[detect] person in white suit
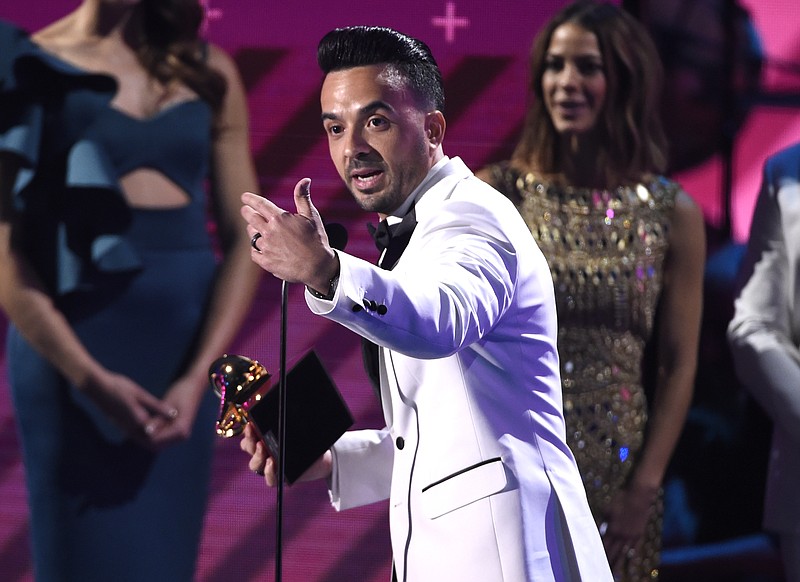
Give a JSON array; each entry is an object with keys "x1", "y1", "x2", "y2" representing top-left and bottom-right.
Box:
[
  {"x1": 728, "y1": 141, "x2": 800, "y2": 581},
  {"x1": 240, "y1": 26, "x2": 612, "y2": 581}
]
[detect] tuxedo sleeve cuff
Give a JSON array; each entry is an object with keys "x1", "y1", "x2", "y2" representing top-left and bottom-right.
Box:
[{"x1": 329, "y1": 428, "x2": 394, "y2": 511}]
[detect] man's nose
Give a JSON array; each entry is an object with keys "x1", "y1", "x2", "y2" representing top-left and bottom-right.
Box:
[{"x1": 344, "y1": 129, "x2": 370, "y2": 159}]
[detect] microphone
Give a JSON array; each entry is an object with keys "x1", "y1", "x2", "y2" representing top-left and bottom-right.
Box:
[{"x1": 324, "y1": 221, "x2": 348, "y2": 252}]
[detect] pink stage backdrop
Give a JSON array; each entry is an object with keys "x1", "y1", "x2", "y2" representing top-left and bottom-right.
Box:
[{"x1": 0, "y1": 1, "x2": 799, "y2": 581}]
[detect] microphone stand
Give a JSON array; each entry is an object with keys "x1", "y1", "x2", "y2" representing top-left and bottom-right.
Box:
[
  {"x1": 275, "y1": 279, "x2": 289, "y2": 582},
  {"x1": 273, "y1": 223, "x2": 346, "y2": 582}
]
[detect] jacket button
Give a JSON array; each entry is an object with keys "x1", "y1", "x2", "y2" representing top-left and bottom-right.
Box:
[
  {"x1": 352, "y1": 303, "x2": 363, "y2": 312},
  {"x1": 377, "y1": 304, "x2": 387, "y2": 315},
  {"x1": 369, "y1": 300, "x2": 378, "y2": 311},
  {"x1": 395, "y1": 436, "x2": 405, "y2": 450}
]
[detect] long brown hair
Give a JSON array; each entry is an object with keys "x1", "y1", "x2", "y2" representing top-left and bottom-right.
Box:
[
  {"x1": 136, "y1": 0, "x2": 226, "y2": 112},
  {"x1": 513, "y1": 0, "x2": 667, "y2": 186}
]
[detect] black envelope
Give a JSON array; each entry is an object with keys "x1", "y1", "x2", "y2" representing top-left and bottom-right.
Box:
[{"x1": 248, "y1": 350, "x2": 354, "y2": 484}]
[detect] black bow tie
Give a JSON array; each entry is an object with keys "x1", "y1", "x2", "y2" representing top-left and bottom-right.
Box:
[
  {"x1": 366, "y1": 208, "x2": 417, "y2": 269},
  {"x1": 367, "y1": 208, "x2": 417, "y2": 251}
]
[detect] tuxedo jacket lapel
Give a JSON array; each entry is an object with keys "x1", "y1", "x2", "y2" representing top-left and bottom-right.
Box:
[{"x1": 363, "y1": 208, "x2": 419, "y2": 399}]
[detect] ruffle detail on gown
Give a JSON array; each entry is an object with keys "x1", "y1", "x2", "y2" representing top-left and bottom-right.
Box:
[
  {"x1": 0, "y1": 21, "x2": 39, "y2": 168},
  {"x1": 57, "y1": 139, "x2": 143, "y2": 295},
  {"x1": 0, "y1": 21, "x2": 141, "y2": 296}
]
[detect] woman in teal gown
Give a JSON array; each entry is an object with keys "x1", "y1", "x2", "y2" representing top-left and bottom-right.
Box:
[{"x1": 0, "y1": 1, "x2": 261, "y2": 580}]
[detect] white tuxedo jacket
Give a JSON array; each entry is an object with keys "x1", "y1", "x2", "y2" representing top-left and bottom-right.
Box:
[
  {"x1": 308, "y1": 157, "x2": 612, "y2": 581},
  {"x1": 729, "y1": 142, "x2": 800, "y2": 534}
]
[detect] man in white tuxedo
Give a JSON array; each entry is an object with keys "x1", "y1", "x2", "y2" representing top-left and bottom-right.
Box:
[
  {"x1": 728, "y1": 141, "x2": 800, "y2": 581},
  {"x1": 240, "y1": 26, "x2": 612, "y2": 581}
]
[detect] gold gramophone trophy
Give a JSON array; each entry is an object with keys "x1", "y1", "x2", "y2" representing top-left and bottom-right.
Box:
[
  {"x1": 208, "y1": 354, "x2": 271, "y2": 438},
  {"x1": 207, "y1": 350, "x2": 353, "y2": 484}
]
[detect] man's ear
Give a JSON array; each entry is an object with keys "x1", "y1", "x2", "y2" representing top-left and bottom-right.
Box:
[{"x1": 425, "y1": 110, "x2": 446, "y2": 148}]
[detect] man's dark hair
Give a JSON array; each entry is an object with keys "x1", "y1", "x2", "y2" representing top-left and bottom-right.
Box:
[{"x1": 317, "y1": 26, "x2": 445, "y2": 112}]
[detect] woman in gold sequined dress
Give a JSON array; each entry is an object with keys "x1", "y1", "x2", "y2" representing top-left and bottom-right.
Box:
[{"x1": 478, "y1": 2, "x2": 705, "y2": 580}]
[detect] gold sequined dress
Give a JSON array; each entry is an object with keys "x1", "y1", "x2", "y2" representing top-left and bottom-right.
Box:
[{"x1": 486, "y1": 163, "x2": 678, "y2": 582}]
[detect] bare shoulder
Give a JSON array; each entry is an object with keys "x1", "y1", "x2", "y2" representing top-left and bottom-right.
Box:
[
  {"x1": 30, "y1": 13, "x2": 78, "y2": 51},
  {"x1": 672, "y1": 187, "x2": 704, "y2": 228},
  {"x1": 668, "y1": 185, "x2": 706, "y2": 263},
  {"x1": 206, "y1": 43, "x2": 240, "y2": 80},
  {"x1": 30, "y1": 16, "x2": 122, "y2": 72}
]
